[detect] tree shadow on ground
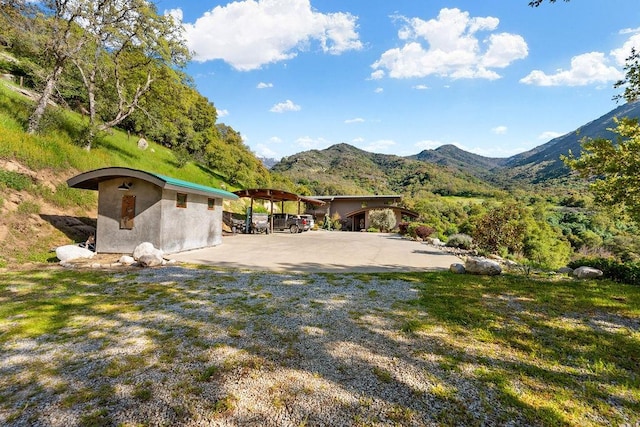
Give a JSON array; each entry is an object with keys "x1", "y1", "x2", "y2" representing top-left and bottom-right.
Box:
[{"x1": 0, "y1": 268, "x2": 638, "y2": 426}]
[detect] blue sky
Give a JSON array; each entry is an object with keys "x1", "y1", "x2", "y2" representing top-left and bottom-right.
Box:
[{"x1": 158, "y1": 0, "x2": 640, "y2": 159}]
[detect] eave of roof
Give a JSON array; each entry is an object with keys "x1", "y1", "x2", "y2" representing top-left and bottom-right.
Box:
[
  {"x1": 311, "y1": 195, "x2": 402, "y2": 201},
  {"x1": 67, "y1": 167, "x2": 238, "y2": 200},
  {"x1": 234, "y1": 188, "x2": 325, "y2": 206},
  {"x1": 344, "y1": 207, "x2": 419, "y2": 218}
]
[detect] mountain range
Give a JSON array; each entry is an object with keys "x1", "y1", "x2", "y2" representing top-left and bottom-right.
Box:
[{"x1": 271, "y1": 100, "x2": 640, "y2": 194}]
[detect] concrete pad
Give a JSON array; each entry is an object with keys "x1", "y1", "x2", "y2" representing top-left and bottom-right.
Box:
[{"x1": 169, "y1": 230, "x2": 463, "y2": 273}]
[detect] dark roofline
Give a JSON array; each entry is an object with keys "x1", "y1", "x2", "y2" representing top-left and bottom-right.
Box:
[
  {"x1": 234, "y1": 188, "x2": 325, "y2": 206},
  {"x1": 67, "y1": 167, "x2": 238, "y2": 200},
  {"x1": 311, "y1": 195, "x2": 402, "y2": 201}
]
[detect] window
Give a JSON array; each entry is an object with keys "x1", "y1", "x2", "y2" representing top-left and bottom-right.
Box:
[
  {"x1": 176, "y1": 193, "x2": 187, "y2": 208},
  {"x1": 208, "y1": 198, "x2": 216, "y2": 210},
  {"x1": 120, "y1": 195, "x2": 135, "y2": 229}
]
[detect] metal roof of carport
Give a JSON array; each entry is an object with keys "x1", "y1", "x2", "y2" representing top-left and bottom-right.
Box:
[
  {"x1": 67, "y1": 167, "x2": 239, "y2": 200},
  {"x1": 233, "y1": 188, "x2": 325, "y2": 206}
]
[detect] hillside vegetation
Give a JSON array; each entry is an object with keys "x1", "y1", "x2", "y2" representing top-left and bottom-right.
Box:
[
  {"x1": 0, "y1": 82, "x2": 252, "y2": 266},
  {"x1": 273, "y1": 143, "x2": 504, "y2": 197}
]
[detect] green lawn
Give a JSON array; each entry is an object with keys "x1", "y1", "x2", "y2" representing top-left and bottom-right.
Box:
[{"x1": 0, "y1": 267, "x2": 638, "y2": 426}]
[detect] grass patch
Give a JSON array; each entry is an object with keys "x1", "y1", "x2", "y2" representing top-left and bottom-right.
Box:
[{"x1": 0, "y1": 268, "x2": 638, "y2": 426}]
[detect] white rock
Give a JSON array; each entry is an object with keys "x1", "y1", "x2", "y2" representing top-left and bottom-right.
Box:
[
  {"x1": 56, "y1": 245, "x2": 95, "y2": 262},
  {"x1": 573, "y1": 266, "x2": 603, "y2": 279},
  {"x1": 119, "y1": 255, "x2": 136, "y2": 265},
  {"x1": 138, "y1": 254, "x2": 163, "y2": 267},
  {"x1": 133, "y1": 242, "x2": 163, "y2": 260},
  {"x1": 465, "y1": 257, "x2": 502, "y2": 276}
]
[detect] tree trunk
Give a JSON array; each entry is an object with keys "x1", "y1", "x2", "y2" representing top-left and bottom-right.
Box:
[{"x1": 27, "y1": 64, "x2": 64, "y2": 134}]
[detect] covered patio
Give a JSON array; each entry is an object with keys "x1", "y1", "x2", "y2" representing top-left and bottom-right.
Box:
[{"x1": 233, "y1": 189, "x2": 325, "y2": 233}]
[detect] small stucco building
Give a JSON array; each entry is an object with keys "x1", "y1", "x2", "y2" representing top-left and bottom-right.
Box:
[
  {"x1": 67, "y1": 167, "x2": 238, "y2": 254},
  {"x1": 306, "y1": 195, "x2": 418, "y2": 231}
]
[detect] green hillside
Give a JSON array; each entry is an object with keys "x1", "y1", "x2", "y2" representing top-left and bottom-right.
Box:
[
  {"x1": 0, "y1": 82, "x2": 252, "y2": 266},
  {"x1": 273, "y1": 143, "x2": 504, "y2": 197}
]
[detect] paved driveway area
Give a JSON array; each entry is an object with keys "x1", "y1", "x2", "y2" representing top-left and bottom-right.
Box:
[{"x1": 170, "y1": 230, "x2": 463, "y2": 273}]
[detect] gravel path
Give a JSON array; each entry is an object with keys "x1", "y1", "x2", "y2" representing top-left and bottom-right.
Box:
[{"x1": 1, "y1": 267, "x2": 518, "y2": 426}]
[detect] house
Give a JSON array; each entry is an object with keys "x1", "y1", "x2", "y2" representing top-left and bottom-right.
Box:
[
  {"x1": 67, "y1": 167, "x2": 238, "y2": 254},
  {"x1": 306, "y1": 195, "x2": 418, "y2": 231}
]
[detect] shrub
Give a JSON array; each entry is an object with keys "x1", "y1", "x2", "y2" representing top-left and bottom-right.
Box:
[
  {"x1": 446, "y1": 233, "x2": 473, "y2": 250},
  {"x1": 568, "y1": 257, "x2": 640, "y2": 285},
  {"x1": 368, "y1": 208, "x2": 396, "y2": 232},
  {"x1": 397, "y1": 221, "x2": 410, "y2": 235},
  {"x1": 407, "y1": 222, "x2": 435, "y2": 239},
  {"x1": 414, "y1": 225, "x2": 434, "y2": 239}
]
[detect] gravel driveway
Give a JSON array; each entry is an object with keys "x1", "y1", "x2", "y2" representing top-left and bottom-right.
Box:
[
  {"x1": 169, "y1": 231, "x2": 463, "y2": 273},
  {"x1": 0, "y1": 266, "x2": 518, "y2": 426}
]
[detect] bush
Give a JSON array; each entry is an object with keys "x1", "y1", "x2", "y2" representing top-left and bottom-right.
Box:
[
  {"x1": 368, "y1": 208, "x2": 396, "y2": 232},
  {"x1": 446, "y1": 233, "x2": 473, "y2": 250},
  {"x1": 415, "y1": 225, "x2": 434, "y2": 239},
  {"x1": 407, "y1": 223, "x2": 435, "y2": 239},
  {"x1": 398, "y1": 222, "x2": 410, "y2": 235},
  {"x1": 568, "y1": 257, "x2": 640, "y2": 285}
]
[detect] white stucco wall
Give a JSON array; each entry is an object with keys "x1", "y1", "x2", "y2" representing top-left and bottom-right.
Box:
[
  {"x1": 96, "y1": 179, "x2": 163, "y2": 253},
  {"x1": 159, "y1": 190, "x2": 223, "y2": 254}
]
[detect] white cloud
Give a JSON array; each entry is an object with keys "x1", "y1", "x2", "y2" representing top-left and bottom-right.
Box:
[
  {"x1": 492, "y1": 126, "x2": 508, "y2": 135},
  {"x1": 371, "y1": 8, "x2": 527, "y2": 80},
  {"x1": 344, "y1": 117, "x2": 365, "y2": 124},
  {"x1": 415, "y1": 140, "x2": 445, "y2": 150},
  {"x1": 538, "y1": 131, "x2": 564, "y2": 140},
  {"x1": 257, "y1": 82, "x2": 274, "y2": 89},
  {"x1": 370, "y1": 70, "x2": 385, "y2": 80},
  {"x1": 611, "y1": 32, "x2": 640, "y2": 65},
  {"x1": 295, "y1": 136, "x2": 331, "y2": 149},
  {"x1": 520, "y1": 52, "x2": 623, "y2": 86},
  {"x1": 269, "y1": 136, "x2": 283, "y2": 144},
  {"x1": 255, "y1": 143, "x2": 279, "y2": 158},
  {"x1": 361, "y1": 139, "x2": 396, "y2": 153},
  {"x1": 217, "y1": 109, "x2": 229, "y2": 118},
  {"x1": 177, "y1": 0, "x2": 362, "y2": 71},
  {"x1": 374, "y1": 87, "x2": 384, "y2": 93},
  {"x1": 270, "y1": 100, "x2": 301, "y2": 113},
  {"x1": 413, "y1": 84, "x2": 429, "y2": 90},
  {"x1": 165, "y1": 8, "x2": 183, "y2": 22}
]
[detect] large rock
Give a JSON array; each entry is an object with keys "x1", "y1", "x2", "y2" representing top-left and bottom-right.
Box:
[
  {"x1": 573, "y1": 266, "x2": 604, "y2": 279},
  {"x1": 133, "y1": 242, "x2": 163, "y2": 261},
  {"x1": 465, "y1": 257, "x2": 502, "y2": 276},
  {"x1": 55, "y1": 245, "x2": 95, "y2": 263},
  {"x1": 449, "y1": 263, "x2": 466, "y2": 274},
  {"x1": 119, "y1": 255, "x2": 136, "y2": 266},
  {"x1": 138, "y1": 254, "x2": 163, "y2": 267}
]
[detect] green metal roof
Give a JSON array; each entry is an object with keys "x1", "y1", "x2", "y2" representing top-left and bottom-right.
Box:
[
  {"x1": 67, "y1": 167, "x2": 238, "y2": 200},
  {"x1": 152, "y1": 172, "x2": 238, "y2": 200}
]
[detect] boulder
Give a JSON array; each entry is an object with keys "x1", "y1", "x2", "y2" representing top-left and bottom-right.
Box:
[
  {"x1": 138, "y1": 254, "x2": 163, "y2": 267},
  {"x1": 573, "y1": 266, "x2": 604, "y2": 279},
  {"x1": 449, "y1": 263, "x2": 466, "y2": 274},
  {"x1": 133, "y1": 242, "x2": 163, "y2": 260},
  {"x1": 55, "y1": 245, "x2": 95, "y2": 263},
  {"x1": 465, "y1": 257, "x2": 502, "y2": 276},
  {"x1": 119, "y1": 255, "x2": 136, "y2": 265},
  {"x1": 137, "y1": 137, "x2": 148, "y2": 150}
]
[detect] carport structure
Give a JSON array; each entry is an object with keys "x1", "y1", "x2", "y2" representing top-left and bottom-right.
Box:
[{"x1": 233, "y1": 189, "x2": 325, "y2": 232}]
